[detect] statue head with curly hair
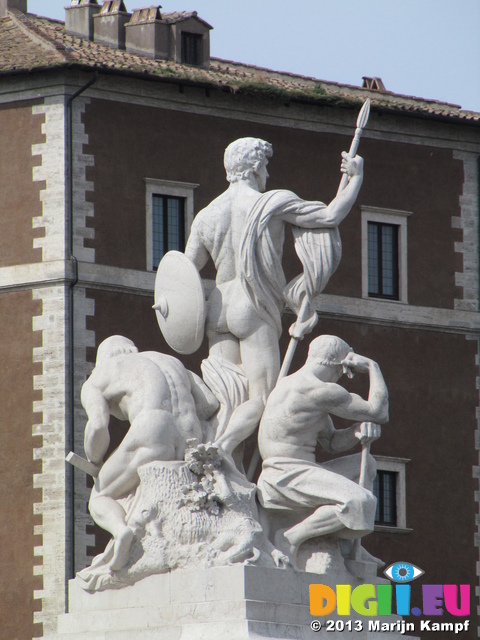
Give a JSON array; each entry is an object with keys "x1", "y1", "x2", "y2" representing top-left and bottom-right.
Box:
[{"x1": 223, "y1": 137, "x2": 273, "y2": 189}]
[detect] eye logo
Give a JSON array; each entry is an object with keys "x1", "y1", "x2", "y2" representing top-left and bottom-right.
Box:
[{"x1": 384, "y1": 561, "x2": 424, "y2": 583}]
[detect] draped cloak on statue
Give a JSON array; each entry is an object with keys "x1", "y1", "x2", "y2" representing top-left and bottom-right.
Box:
[{"x1": 239, "y1": 189, "x2": 343, "y2": 337}]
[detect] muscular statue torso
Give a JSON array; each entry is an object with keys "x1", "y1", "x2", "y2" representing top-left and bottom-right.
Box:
[
  {"x1": 258, "y1": 374, "x2": 333, "y2": 462},
  {"x1": 86, "y1": 352, "x2": 203, "y2": 443}
]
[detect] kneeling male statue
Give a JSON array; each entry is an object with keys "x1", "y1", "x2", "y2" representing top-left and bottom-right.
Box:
[{"x1": 257, "y1": 334, "x2": 389, "y2": 568}]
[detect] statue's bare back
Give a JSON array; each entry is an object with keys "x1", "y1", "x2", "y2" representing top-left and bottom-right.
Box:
[{"x1": 190, "y1": 184, "x2": 284, "y2": 341}]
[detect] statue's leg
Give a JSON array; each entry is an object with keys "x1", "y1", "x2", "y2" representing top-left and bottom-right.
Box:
[
  {"x1": 98, "y1": 410, "x2": 180, "y2": 499},
  {"x1": 89, "y1": 447, "x2": 139, "y2": 571},
  {"x1": 208, "y1": 331, "x2": 242, "y2": 365},
  {"x1": 215, "y1": 320, "x2": 280, "y2": 456},
  {"x1": 238, "y1": 321, "x2": 280, "y2": 399},
  {"x1": 89, "y1": 410, "x2": 179, "y2": 570},
  {"x1": 324, "y1": 454, "x2": 382, "y2": 565},
  {"x1": 88, "y1": 492, "x2": 134, "y2": 571},
  {"x1": 274, "y1": 506, "x2": 344, "y2": 569},
  {"x1": 271, "y1": 467, "x2": 376, "y2": 567},
  {"x1": 322, "y1": 452, "x2": 377, "y2": 492}
]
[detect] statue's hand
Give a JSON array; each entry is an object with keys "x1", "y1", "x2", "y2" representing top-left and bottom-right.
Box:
[
  {"x1": 341, "y1": 352, "x2": 373, "y2": 374},
  {"x1": 341, "y1": 151, "x2": 364, "y2": 178},
  {"x1": 288, "y1": 308, "x2": 318, "y2": 340},
  {"x1": 271, "y1": 548, "x2": 290, "y2": 569},
  {"x1": 354, "y1": 421, "x2": 381, "y2": 445}
]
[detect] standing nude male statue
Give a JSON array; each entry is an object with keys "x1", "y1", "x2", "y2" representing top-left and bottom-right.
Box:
[
  {"x1": 257, "y1": 334, "x2": 388, "y2": 568},
  {"x1": 82, "y1": 335, "x2": 218, "y2": 571},
  {"x1": 185, "y1": 138, "x2": 364, "y2": 456}
]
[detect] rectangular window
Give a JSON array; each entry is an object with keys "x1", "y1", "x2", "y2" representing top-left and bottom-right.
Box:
[
  {"x1": 361, "y1": 206, "x2": 411, "y2": 303},
  {"x1": 372, "y1": 456, "x2": 410, "y2": 532},
  {"x1": 368, "y1": 222, "x2": 399, "y2": 299},
  {"x1": 152, "y1": 195, "x2": 185, "y2": 269},
  {"x1": 181, "y1": 32, "x2": 202, "y2": 65},
  {"x1": 373, "y1": 470, "x2": 397, "y2": 526},
  {"x1": 145, "y1": 178, "x2": 198, "y2": 272}
]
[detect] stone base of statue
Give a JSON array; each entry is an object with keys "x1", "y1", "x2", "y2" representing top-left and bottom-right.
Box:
[
  {"x1": 59, "y1": 455, "x2": 418, "y2": 639},
  {"x1": 57, "y1": 564, "x2": 418, "y2": 640},
  {"x1": 74, "y1": 453, "x2": 286, "y2": 593}
]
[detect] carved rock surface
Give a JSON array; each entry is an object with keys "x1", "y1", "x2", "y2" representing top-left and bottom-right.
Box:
[{"x1": 77, "y1": 457, "x2": 277, "y2": 592}]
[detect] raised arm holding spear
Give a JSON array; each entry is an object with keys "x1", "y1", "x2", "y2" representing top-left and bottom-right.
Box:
[{"x1": 280, "y1": 98, "x2": 371, "y2": 378}]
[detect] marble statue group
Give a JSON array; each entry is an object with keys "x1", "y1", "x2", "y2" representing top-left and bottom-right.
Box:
[{"x1": 72, "y1": 101, "x2": 391, "y2": 591}]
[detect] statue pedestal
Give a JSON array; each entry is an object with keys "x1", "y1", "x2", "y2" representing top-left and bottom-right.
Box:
[{"x1": 57, "y1": 565, "x2": 418, "y2": 639}]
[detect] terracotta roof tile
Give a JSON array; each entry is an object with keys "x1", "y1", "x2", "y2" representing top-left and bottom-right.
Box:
[{"x1": 0, "y1": 10, "x2": 478, "y2": 124}]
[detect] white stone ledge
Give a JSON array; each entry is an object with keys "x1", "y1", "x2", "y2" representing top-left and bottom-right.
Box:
[
  {"x1": 2, "y1": 261, "x2": 478, "y2": 333},
  {"x1": 78, "y1": 262, "x2": 156, "y2": 295},
  {"x1": 314, "y1": 293, "x2": 480, "y2": 334},
  {"x1": 78, "y1": 266, "x2": 480, "y2": 333},
  {"x1": 0, "y1": 261, "x2": 75, "y2": 290},
  {"x1": 454, "y1": 300, "x2": 478, "y2": 312}
]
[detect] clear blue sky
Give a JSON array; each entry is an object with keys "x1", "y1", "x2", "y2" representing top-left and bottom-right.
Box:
[{"x1": 30, "y1": 0, "x2": 480, "y2": 112}]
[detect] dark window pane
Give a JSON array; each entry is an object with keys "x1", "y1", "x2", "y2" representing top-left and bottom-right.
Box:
[
  {"x1": 152, "y1": 195, "x2": 165, "y2": 269},
  {"x1": 381, "y1": 225, "x2": 396, "y2": 296},
  {"x1": 181, "y1": 32, "x2": 202, "y2": 65},
  {"x1": 381, "y1": 471, "x2": 396, "y2": 524},
  {"x1": 373, "y1": 474, "x2": 380, "y2": 522},
  {"x1": 152, "y1": 195, "x2": 185, "y2": 269},
  {"x1": 167, "y1": 198, "x2": 181, "y2": 251},
  {"x1": 373, "y1": 470, "x2": 397, "y2": 526},
  {"x1": 368, "y1": 223, "x2": 379, "y2": 295},
  {"x1": 367, "y1": 222, "x2": 399, "y2": 300}
]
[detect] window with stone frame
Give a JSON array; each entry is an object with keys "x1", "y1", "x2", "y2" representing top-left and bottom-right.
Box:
[
  {"x1": 361, "y1": 206, "x2": 412, "y2": 304},
  {"x1": 373, "y1": 456, "x2": 411, "y2": 533},
  {"x1": 367, "y1": 222, "x2": 399, "y2": 299},
  {"x1": 152, "y1": 195, "x2": 185, "y2": 268},
  {"x1": 373, "y1": 470, "x2": 397, "y2": 525},
  {"x1": 145, "y1": 179, "x2": 198, "y2": 271}
]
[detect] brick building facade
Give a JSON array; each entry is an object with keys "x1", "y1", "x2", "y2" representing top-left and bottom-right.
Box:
[{"x1": 0, "y1": 1, "x2": 479, "y2": 638}]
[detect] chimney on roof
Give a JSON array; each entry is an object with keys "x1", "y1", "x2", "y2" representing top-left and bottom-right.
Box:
[
  {"x1": 362, "y1": 77, "x2": 386, "y2": 91},
  {"x1": 94, "y1": 1, "x2": 131, "y2": 50},
  {"x1": 65, "y1": 0, "x2": 101, "y2": 41},
  {"x1": 124, "y1": 6, "x2": 170, "y2": 60},
  {"x1": 0, "y1": 0, "x2": 27, "y2": 17}
]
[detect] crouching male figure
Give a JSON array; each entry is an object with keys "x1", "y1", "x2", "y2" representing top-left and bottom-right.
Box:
[
  {"x1": 82, "y1": 336, "x2": 219, "y2": 571},
  {"x1": 257, "y1": 335, "x2": 388, "y2": 568}
]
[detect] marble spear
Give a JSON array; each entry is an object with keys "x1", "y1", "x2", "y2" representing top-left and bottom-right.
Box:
[
  {"x1": 278, "y1": 98, "x2": 371, "y2": 380},
  {"x1": 336, "y1": 98, "x2": 371, "y2": 195}
]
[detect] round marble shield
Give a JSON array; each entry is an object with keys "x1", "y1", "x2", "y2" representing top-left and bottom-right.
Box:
[{"x1": 153, "y1": 251, "x2": 206, "y2": 354}]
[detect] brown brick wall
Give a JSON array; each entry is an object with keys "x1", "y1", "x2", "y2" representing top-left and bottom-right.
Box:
[
  {"x1": 0, "y1": 100, "x2": 45, "y2": 268},
  {"x1": 79, "y1": 95, "x2": 474, "y2": 637},
  {"x1": 0, "y1": 290, "x2": 43, "y2": 639}
]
